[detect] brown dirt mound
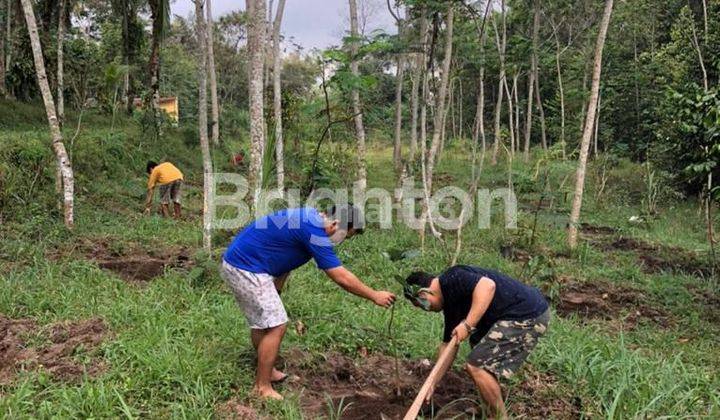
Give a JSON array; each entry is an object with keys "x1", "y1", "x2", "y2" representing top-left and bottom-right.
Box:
[
  {"x1": 556, "y1": 281, "x2": 672, "y2": 329},
  {"x1": 215, "y1": 351, "x2": 580, "y2": 419},
  {"x1": 686, "y1": 285, "x2": 720, "y2": 324},
  {"x1": 591, "y1": 236, "x2": 714, "y2": 278},
  {"x1": 579, "y1": 223, "x2": 618, "y2": 236},
  {"x1": 0, "y1": 314, "x2": 108, "y2": 384},
  {"x1": 48, "y1": 237, "x2": 193, "y2": 282},
  {"x1": 282, "y1": 350, "x2": 576, "y2": 419}
]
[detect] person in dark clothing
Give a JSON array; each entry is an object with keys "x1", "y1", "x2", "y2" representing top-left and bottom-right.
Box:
[{"x1": 403, "y1": 265, "x2": 550, "y2": 418}]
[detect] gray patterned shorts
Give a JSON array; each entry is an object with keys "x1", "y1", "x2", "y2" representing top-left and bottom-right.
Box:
[
  {"x1": 467, "y1": 309, "x2": 550, "y2": 380},
  {"x1": 220, "y1": 260, "x2": 288, "y2": 330},
  {"x1": 158, "y1": 180, "x2": 182, "y2": 204}
]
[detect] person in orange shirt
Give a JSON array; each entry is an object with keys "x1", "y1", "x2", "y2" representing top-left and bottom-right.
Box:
[{"x1": 144, "y1": 161, "x2": 184, "y2": 218}]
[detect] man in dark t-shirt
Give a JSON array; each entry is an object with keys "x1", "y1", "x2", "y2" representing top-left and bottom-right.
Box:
[{"x1": 403, "y1": 265, "x2": 550, "y2": 418}]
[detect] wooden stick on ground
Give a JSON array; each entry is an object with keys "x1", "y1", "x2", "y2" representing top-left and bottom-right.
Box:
[{"x1": 403, "y1": 336, "x2": 460, "y2": 420}]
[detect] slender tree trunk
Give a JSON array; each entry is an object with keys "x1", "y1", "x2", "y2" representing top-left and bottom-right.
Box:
[
  {"x1": 555, "y1": 32, "x2": 566, "y2": 159},
  {"x1": 0, "y1": 0, "x2": 6, "y2": 98},
  {"x1": 195, "y1": 0, "x2": 213, "y2": 250},
  {"x1": 491, "y1": 2, "x2": 507, "y2": 165},
  {"x1": 271, "y1": 0, "x2": 285, "y2": 190},
  {"x1": 426, "y1": 5, "x2": 454, "y2": 189},
  {"x1": 56, "y1": 0, "x2": 66, "y2": 125},
  {"x1": 458, "y1": 78, "x2": 463, "y2": 140},
  {"x1": 568, "y1": 0, "x2": 613, "y2": 249},
  {"x1": 449, "y1": 78, "x2": 456, "y2": 140},
  {"x1": 247, "y1": 0, "x2": 267, "y2": 206},
  {"x1": 409, "y1": 53, "x2": 419, "y2": 163},
  {"x1": 534, "y1": 72, "x2": 547, "y2": 149},
  {"x1": 504, "y1": 73, "x2": 515, "y2": 156},
  {"x1": 393, "y1": 54, "x2": 404, "y2": 171},
  {"x1": 349, "y1": 0, "x2": 367, "y2": 191},
  {"x1": 472, "y1": 66, "x2": 486, "y2": 180},
  {"x1": 206, "y1": 0, "x2": 220, "y2": 144},
  {"x1": 121, "y1": 6, "x2": 130, "y2": 110},
  {"x1": 148, "y1": 1, "x2": 162, "y2": 122},
  {"x1": 523, "y1": 0, "x2": 540, "y2": 162},
  {"x1": 593, "y1": 90, "x2": 601, "y2": 157},
  {"x1": 689, "y1": 14, "x2": 708, "y2": 92},
  {"x1": 21, "y1": 0, "x2": 74, "y2": 227}
]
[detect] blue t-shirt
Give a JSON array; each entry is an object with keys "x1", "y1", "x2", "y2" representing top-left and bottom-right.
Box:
[
  {"x1": 223, "y1": 207, "x2": 342, "y2": 277},
  {"x1": 439, "y1": 265, "x2": 549, "y2": 343}
]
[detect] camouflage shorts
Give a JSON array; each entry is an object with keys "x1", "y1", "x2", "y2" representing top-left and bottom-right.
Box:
[
  {"x1": 467, "y1": 309, "x2": 550, "y2": 380},
  {"x1": 158, "y1": 180, "x2": 182, "y2": 204}
]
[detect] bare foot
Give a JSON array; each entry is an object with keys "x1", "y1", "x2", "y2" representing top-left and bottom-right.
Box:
[
  {"x1": 253, "y1": 385, "x2": 283, "y2": 401},
  {"x1": 271, "y1": 368, "x2": 287, "y2": 383}
]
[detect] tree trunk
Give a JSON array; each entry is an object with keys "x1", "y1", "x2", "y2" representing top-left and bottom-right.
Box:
[
  {"x1": 425, "y1": 5, "x2": 454, "y2": 189},
  {"x1": 0, "y1": 0, "x2": 6, "y2": 97},
  {"x1": 504, "y1": 73, "x2": 515, "y2": 156},
  {"x1": 21, "y1": 0, "x2": 74, "y2": 227},
  {"x1": 409, "y1": 53, "x2": 419, "y2": 164},
  {"x1": 523, "y1": 0, "x2": 540, "y2": 162},
  {"x1": 472, "y1": 65, "x2": 485, "y2": 180},
  {"x1": 56, "y1": 0, "x2": 66, "y2": 125},
  {"x1": 121, "y1": 4, "x2": 130, "y2": 110},
  {"x1": 148, "y1": 0, "x2": 163, "y2": 133},
  {"x1": 555, "y1": 32, "x2": 566, "y2": 159},
  {"x1": 206, "y1": 0, "x2": 220, "y2": 144},
  {"x1": 593, "y1": 90, "x2": 601, "y2": 157},
  {"x1": 568, "y1": 0, "x2": 613, "y2": 249},
  {"x1": 195, "y1": 0, "x2": 213, "y2": 250},
  {"x1": 534, "y1": 72, "x2": 547, "y2": 149},
  {"x1": 271, "y1": 0, "x2": 285, "y2": 191},
  {"x1": 393, "y1": 55, "x2": 404, "y2": 171},
  {"x1": 349, "y1": 0, "x2": 367, "y2": 191},
  {"x1": 246, "y1": 0, "x2": 267, "y2": 206},
  {"x1": 491, "y1": 1, "x2": 507, "y2": 166}
]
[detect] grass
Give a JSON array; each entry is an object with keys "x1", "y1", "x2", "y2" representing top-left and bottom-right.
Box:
[{"x1": 1, "y1": 110, "x2": 719, "y2": 418}]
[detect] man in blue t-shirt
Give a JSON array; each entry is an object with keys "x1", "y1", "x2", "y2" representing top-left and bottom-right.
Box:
[
  {"x1": 402, "y1": 265, "x2": 550, "y2": 418},
  {"x1": 220, "y1": 205, "x2": 396, "y2": 400}
]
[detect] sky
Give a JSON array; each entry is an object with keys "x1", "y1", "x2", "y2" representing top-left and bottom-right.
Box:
[{"x1": 172, "y1": 0, "x2": 399, "y2": 52}]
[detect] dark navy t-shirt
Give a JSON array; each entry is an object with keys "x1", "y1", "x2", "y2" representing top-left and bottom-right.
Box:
[
  {"x1": 223, "y1": 207, "x2": 342, "y2": 276},
  {"x1": 439, "y1": 265, "x2": 548, "y2": 343}
]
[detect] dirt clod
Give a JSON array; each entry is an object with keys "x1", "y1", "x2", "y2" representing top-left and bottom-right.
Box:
[
  {"x1": 0, "y1": 314, "x2": 108, "y2": 384},
  {"x1": 555, "y1": 281, "x2": 672, "y2": 329}
]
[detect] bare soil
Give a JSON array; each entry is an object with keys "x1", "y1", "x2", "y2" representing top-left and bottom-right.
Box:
[
  {"x1": 47, "y1": 237, "x2": 194, "y2": 282},
  {"x1": 686, "y1": 285, "x2": 720, "y2": 324},
  {"x1": 0, "y1": 314, "x2": 108, "y2": 384},
  {"x1": 584, "y1": 230, "x2": 714, "y2": 278},
  {"x1": 217, "y1": 349, "x2": 580, "y2": 419},
  {"x1": 555, "y1": 281, "x2": 673, "y2": 329}
]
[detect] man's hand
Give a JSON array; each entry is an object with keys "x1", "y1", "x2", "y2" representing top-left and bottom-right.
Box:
[
  {"x1": 143, "y1": 207, "x2": 151, "y2": 215},
  {"x1": 372, "y1": 291, "x2": 396, "y2": 308},
  {"x1": 452, "y1": 322, "x2": 471, "y2": 342}
]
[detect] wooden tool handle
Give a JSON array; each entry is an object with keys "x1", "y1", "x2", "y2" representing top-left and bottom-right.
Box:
[{"x1": 403, "y1": 336, "x2": 459, "y2": 420}]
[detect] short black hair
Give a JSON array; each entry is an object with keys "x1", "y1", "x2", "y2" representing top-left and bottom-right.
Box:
[
  {"x1": 406, "y1": 271, "x2": 435, "y2": 289},
  {"x1": 146, "y1": 161, "x2": 158, "y2": 174},
  {"x1": 328, "y1": 203, "x2": 365, "y2": 234}
]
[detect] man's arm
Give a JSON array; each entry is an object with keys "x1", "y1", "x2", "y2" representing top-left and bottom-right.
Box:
[
  {"x1": 324, "y1": 266, "x2": 396, "y2": 308},
  {"x1": 452, "y1": 277, "x2": 496, "y2": 341},
  {"x1": 144, "y1": 188, "x2": 154, "y2": 213}
]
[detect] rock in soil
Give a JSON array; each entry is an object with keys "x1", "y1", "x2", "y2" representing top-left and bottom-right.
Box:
[{"x1": 0, "y1": 314, "x2": 108, "y2": 384}]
